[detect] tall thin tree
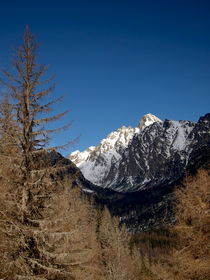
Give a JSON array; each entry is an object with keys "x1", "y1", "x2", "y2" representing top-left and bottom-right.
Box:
[
  {"x1": 0, "y1": 27, "x2": 74, "y2": 223},
  {"x1": 0, "y1": 27, "x2": 89, "y2": 279}
]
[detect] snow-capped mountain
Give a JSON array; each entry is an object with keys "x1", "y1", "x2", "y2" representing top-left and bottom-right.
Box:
[
  {"x1": 107, "y1": 118, "x2": 195, "y2": 192},
  {"x1": 67, "y1": 113, "x2": 209, "y2": 232},
  {"x1": 69, "y1": 113, "x2": 209, "y2": 194},
  {"x1": 69, "y1": 113, "x2": 162, "y2": 186}
]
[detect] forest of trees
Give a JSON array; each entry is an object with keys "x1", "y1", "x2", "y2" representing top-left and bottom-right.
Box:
[{"x1": 0, "y1": 28, "x2": 209, "y2": 280}]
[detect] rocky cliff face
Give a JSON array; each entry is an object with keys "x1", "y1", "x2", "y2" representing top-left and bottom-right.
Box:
[
  {"x1": 106, "y1": 118, "x2": 195, "y2": 192},
  {"x1": 69, "y1": 113, "x2": 209, "y2": 193},
  {"x1": 69, "y1": 113, "x2": 162, "y2": 187},
  {"x1": 67, "y1": 113, "x2": 210, "y2": 232}
]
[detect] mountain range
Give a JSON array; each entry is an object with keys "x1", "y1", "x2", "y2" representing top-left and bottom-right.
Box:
[
  {"x1": 67, "y1": 113, "x2": 210, "y2": 231},
  {"x1": 69, "y1": 114, "x2": 162, "y2": 189}
]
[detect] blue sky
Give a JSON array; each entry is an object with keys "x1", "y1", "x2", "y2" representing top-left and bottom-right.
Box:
[{"x1": 0, "y1": 0, "x2": 209, "y2": 155}]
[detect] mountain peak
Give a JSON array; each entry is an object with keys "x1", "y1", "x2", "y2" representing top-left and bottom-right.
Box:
[{"x1": 138, "y1": 113, "x2": 162, "y2": 129}]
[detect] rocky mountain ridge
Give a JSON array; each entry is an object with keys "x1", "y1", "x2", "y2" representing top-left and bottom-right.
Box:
[
  {"x1": 67, "y1": 113, "x2": 209, "y2": 231},
  {"x1": 69, "y1": 113, "x2": 162, "y2": 186},
  {"x1": 69, "y1": 113, "x2": 210, "y2": 193}
]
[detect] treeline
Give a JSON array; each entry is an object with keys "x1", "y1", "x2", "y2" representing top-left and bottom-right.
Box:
[{"x1": 0, "y1": 28, "x2": 209, "y2": 279}]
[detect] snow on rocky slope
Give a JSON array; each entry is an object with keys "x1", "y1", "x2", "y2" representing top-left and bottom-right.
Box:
[
  {"x1": 68, "y1": 113, "x2": 162, "y2": 186},
  {"x1": 108, "y1": 118, "x2": 196, "y2": 192},
  {"x1": 69, "y1": 113, "x2": 209, "y2": 193},
  {"x1": 67, "y1": 113, "x2": 209, "y2": 231}
]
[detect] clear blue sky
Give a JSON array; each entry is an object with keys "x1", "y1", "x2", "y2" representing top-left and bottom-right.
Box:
[{"x1": 0, "y1": 0, "x2": 209, "y2": 155}]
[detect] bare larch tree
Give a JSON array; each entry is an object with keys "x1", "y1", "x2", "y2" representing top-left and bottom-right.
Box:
[{"x1": 0, "y1": 27, "x2": 100, "y2": 279}]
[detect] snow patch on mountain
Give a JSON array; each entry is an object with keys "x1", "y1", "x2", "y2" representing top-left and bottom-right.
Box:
[
  {"x1": 138, "y1": 113, "x2": 162, "y2": 130},
  {"x1": 70, "y1": 146, "x2": 96, "y2": 167},
  {"x1": 171, "y1": 121, "x2": 194, "y2": 151}
]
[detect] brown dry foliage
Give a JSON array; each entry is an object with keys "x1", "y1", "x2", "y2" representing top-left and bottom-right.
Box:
[
  {"x1": 151, "y1": 169, "x2": 210, "y2": 280},
  {"x1": 0, "y1": 168, "x2": 102, "y2": 279},
  {"x1": 0, "y1": 27, "x2": 101, "y2": 279},
  {"x1": 96, "y1": 206, "x2": 143, "y2": 280}
]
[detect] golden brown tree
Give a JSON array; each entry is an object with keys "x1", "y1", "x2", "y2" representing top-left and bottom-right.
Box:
[
  {"x1": 0, "y1": 27, "x2": 101, "y2": 279},
  {"x1": 0, "y1": 27, "x2": 74, "y2": 223},
  {"x1": 96, "y1": 206, "x2": 143, "y2": 280},
  {"x1": 151, "y1": 169, "x2": 210, "y2": 280}
]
